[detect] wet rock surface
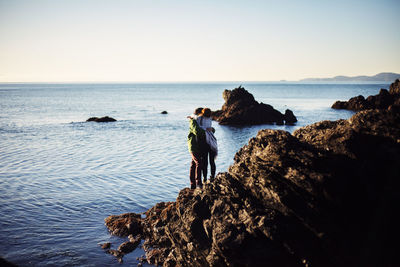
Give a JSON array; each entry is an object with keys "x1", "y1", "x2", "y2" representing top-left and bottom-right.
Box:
[
  {"x1": 332, "y1": 79, "x2": 400, "y2": 111},
  {"x1": 86, "y1": 116, "x2": 116, "y2": 122},
  {"x1": 211, "y1": 86, "x2": 297, "y2": 125},
  {"x1": 104, "y1": 108, "x2": 399, "y2": 266}
]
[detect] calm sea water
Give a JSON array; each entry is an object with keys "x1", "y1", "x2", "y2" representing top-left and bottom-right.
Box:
[{"x1": 0, "y1": 82, "x2": 388, "y2": 266}]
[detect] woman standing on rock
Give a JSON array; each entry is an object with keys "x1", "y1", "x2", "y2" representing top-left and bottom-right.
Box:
[
  {"x1": 197, "y1": 108, "x2": 218, "y2": 183},
  {"x1": 187, "y1": 108, "x2": 206, "y2": 189}
]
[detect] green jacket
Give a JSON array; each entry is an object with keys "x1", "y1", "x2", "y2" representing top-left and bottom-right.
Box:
[{"x1": 187, "y1": 118, "x2": 206, "y2": 153}]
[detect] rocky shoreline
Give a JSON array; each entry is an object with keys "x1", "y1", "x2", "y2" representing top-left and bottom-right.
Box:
[{"x1": 103, "y1": 82, "x2": 400, "y2": 266}]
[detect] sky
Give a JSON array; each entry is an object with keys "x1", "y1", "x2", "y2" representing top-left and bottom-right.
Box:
[{"x1": 0, "y1": 0, "x2": 399, "y2": 82}]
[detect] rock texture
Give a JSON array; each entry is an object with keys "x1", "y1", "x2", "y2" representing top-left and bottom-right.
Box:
[
  {"x1": 86, "y1": 116, "x2": 116, "y2": 122},
  {"x1": 211, "y1": 86, "x2": 297, "y2": 125},
  {"x1": 332, "y1": 79, "x2": 400, "y2": 111},
  {"x1": 105, "y1": 108, "x2": 400, "y2": 266}
]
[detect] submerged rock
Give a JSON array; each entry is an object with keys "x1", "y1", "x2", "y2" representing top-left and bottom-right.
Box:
[
  {"x1": 105, "y1": 109, "x2": 400, "y2": 266},
  {"x1": 211, "y1": 86, "x2": 297, "y2": 125},
  {"x1": 332, "y1": 79, "x2": 400, "y2": 111},
  {"x1": 100, "y1": 242, "x2": 111, "y2": 249},
  {"x1": 86, "y1": 116, "x2": 116, "y2": 122}
]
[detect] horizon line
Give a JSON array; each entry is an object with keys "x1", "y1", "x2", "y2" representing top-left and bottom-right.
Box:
[{"x1": 0, "y1": 80, "x2": 393, "y2": 84}]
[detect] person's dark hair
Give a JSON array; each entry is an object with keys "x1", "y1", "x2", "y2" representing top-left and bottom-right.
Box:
[
  {"x1": 194, "y1": 107, "x2": 203, "y2": 115},
  {"x1": 202, "y1": 108, "x2": 211, "y2": 118}
]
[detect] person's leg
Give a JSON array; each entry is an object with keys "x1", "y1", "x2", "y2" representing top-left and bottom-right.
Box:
[
  {"x1": 191, "y1": 152, "x2": 203, "y2": 188},
  {"x1": 190, "y1": 155, "x2": 198, "y2": 189},
  {"x1": 202, "y1": 150, "x2": 209, "y2": 183},
  {"x1": 209, "y1": 149, "x2": 216, "y2": 180}
]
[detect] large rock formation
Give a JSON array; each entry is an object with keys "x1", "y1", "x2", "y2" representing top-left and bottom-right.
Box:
[
  {"x1": 332, "y1": 79, "x2": 400, "y2": 111},
  {"x1": 211, "y1": 86, "x2": 297, "y2": 125},
  {"x1": 105, "y1": 109, "x2": 400, "y2": 266}
]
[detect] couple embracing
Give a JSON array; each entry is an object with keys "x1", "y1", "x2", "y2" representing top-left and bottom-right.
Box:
[{"x1": 187, "y1": 107, "x2": 218, "y2": 189}]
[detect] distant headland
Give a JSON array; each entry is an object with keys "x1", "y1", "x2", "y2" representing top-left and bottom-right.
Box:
[{"x1": 300, "y1": 72, "x2": 400, "y2": 82}]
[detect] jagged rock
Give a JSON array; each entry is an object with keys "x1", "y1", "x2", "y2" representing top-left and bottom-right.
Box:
[
  {"x1": 104, "y1": 213, "x2": 143, "y2": 236},
  {"x1": 86, "y1": 116, "x2": 116, "y2": 122},
  {"x1": 211, "y1": 86, "x2": 297, "y2": 125},
  {"x1": 128, "y1": 234, "x2": 141, "y2": 244},
  {"x1": 146, "y1": 248, "x2": 169, "y2": 266},
  {"x1": 104, "y1": 109, "x2": 400, "y2": 266},
  {"x1": 332, "y1": 79, "x2": 400, "y2": 111}
]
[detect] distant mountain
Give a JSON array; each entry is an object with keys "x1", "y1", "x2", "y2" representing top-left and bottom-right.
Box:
[{"x1": 300, "y1": 72, "x2": 400, "y2": 82}]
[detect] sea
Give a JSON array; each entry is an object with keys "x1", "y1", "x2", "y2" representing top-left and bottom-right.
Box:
[{"x1": 0, "y1": 82, "x2": 389, "y2": 266}]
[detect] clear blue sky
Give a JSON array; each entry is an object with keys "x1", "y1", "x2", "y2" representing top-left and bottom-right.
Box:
[{"x1": 0, "y1": 0, "x2": 399, "y2": 82}]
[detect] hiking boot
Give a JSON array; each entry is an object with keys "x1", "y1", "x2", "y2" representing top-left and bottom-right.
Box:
[
  {"x1": 190, "y1": 185, "x2": 196, "y2": 190},
  {"x1": 203, "y1": 178, "x2": 207, "y2": 184}
]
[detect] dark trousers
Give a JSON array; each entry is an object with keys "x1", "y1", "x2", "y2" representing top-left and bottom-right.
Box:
[
  {"x1": 202, "y1": 146, "x2": 216, "y2": 181},
  {"x1": 190, "y1": 152, "x2": 203, "y2": 188}
]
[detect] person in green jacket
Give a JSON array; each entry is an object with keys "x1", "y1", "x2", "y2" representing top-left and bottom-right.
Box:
[{"x1": 187, "y1": 107, "x2": 207, "y2": 189}]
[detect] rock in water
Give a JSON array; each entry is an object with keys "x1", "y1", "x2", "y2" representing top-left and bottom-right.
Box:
[
  {"x1": 86, "y1": 116, "x2": 116, "y2": 122},
  {"x1": 161, "y1": 111, "x2": 168, "y2": 114},
  {"x1": 105, "y1": 109, "x2": 400, "y2": 267},
  {"x1": 100, "y1": 242, "x2": 111, "y2": 249},
  {"x1": 104, "y1": 213, "x2": 143, "y2": 236},
  {"x1": 118, "y1": 240, "x2": 139, "y2": 254},
  {"x1": 211, "y1": 86, "x2": 297, "y2": 125},
  {"x1": 284, "y1": 109, "x2": 297, "y2": 125},
  {"x1": 332, "y1": 79, "x2": 400, "y2": 111}
]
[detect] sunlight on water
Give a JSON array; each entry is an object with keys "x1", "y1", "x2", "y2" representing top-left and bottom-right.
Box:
[{"x1": 0, "y1": 82, "x2": 386, "y2": 266}]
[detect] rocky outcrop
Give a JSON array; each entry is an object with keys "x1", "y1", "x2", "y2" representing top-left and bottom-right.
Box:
[
  {"x1": 211, "y1": 86, "x2": 297, "y2": 125},
  {"x1": 104, "y1": 109, "x2": 400, "y2": 266},
  {"x1": 86, "y1": 116, "x2": 116, "y2": 122},
  {"x1": 332, "y1": 79, "x2": 400, "y2": 111}
]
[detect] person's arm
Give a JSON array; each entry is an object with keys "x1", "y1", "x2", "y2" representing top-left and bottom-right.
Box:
[{"x1": 189, "y1": 119, "x2": 205, "y2": 136}]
